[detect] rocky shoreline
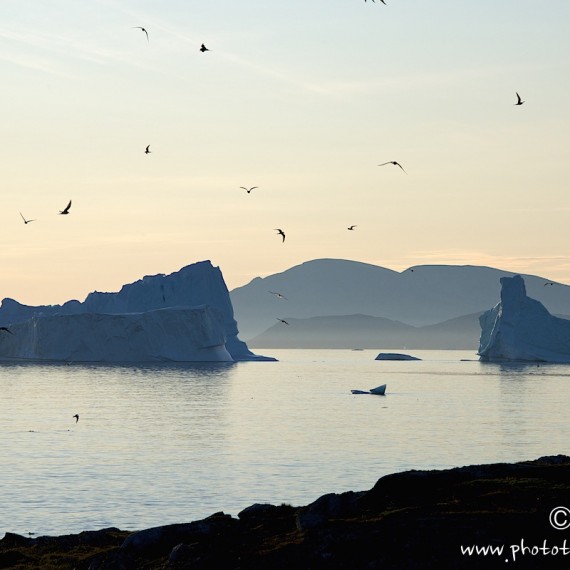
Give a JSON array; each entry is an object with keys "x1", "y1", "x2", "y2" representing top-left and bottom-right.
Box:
[{"x1": 2, "y1": 455, "x2": 570, "y2": 569}]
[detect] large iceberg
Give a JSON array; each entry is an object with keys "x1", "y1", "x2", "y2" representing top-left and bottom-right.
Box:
[
  {"x1": 0, "y1": 307, "x2": 233, "y2": 362},
  {"x1": 478, "y1": 274, "x2": 570, "y2": 362},
  {"x1": 0, "y1": 261, "x2": 274, "y2": 363}
]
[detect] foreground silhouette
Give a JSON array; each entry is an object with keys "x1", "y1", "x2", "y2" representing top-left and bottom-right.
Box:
[{"x1": 3, "y1": 456, "x2": 569, "y2": 569}]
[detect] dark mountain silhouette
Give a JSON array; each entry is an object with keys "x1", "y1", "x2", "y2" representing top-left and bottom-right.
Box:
[
  {"x1": 248, "y1": 312, "x2": 485, "y2": 349},
  {"x1": 230, "y1": 259, "x2": 570, "y2": 341}
]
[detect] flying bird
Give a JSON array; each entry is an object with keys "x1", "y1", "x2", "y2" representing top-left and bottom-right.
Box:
[
  {"x1": 515, "y1": 92, "x2": 524, "y2": 106},
  {"x1": 133, "y1": 27, "x2": 149, "y2": 42},
  {"x1": 347, "y1": 225, "x2": 357, "y2": 230},
  {"x1": 73, "y1": 414, "x2": 79, "y2": 423},
  {"x1": 20, "y1": 212, "x2": 35, "y2": 224},
  {"x1": 59, "y1": 200, "x2": 72, "y2": 215},
  {"x1": 274, "y1": 228, "x2": 286, "y2": 242},
  {"x1": 145, "y1": 145, "x2": 151, "y2": 154},
  {"x1": 269, "y1": 291, "x2": 288, "y2": 300},
  {"x1": 0, "y1": 327, "x2": 13, "y2": 334},
  {"x1": 276, "y1": 318, "x2": 290, "y2": 325},
  {"x1": 366, "y1": 0, "x2": 387, "y2": 3},
  {"x1": 378, "y1": 161, "x2": 407, "y2": 174},
  {"x1": 240, "y1": 186, "x2": 258, "y2": 194},
  {"x1": 200, "y1": 43, "x2": 210, "y2": 52}
]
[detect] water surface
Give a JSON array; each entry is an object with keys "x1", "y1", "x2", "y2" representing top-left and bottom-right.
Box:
[{"x1": 1, "y1": 349, "x2": 569, "y2": 536}]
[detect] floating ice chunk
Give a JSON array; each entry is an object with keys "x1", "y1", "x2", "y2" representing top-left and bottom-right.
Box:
[{"x1": 375, "y1": 353, "x2": 421, "y2": 361}]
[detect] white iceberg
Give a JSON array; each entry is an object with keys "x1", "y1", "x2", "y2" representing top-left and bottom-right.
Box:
[
  {"x1": 0, "y1": 261, "x2": 275, "y2": 363},
  {"x1": 478, "y1": 274, "x2": 570, "y2": 362},
  {"x1": 0, "y1": 306, "x2": 234, "y2": 362}
]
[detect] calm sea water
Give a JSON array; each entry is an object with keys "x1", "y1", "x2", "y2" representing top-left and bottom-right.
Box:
[{"x1": 1, "y1": 349, "x2": 570, "y2": 537}]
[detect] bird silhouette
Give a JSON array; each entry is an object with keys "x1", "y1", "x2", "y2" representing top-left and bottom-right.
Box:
[
  {"x1": 59, "y1": 200, "x2": 72, "y2": 215},
  {"x1": 378, "y1": 161, "x2": 407, "y2": 174},
  {"x1": 515, "y1": 92, "x2": 524, "y2": 106},
  {"x1": 73, "y1": 414, "x2": 79, "y2": 423},
  {"x1": 200, "y1": 43, "x2": 210, "y2": 52},
  {"x1": 274, "y1": 228, "x2": 286, "y2": 242},
  {"x1": 240, "y1": 186, "x2": 258, "y2": 194},
  {"x1": 366, "y1": 0, "x2": 387, "y2": 3},
  {"x1": 145, "y1": 145, "x2": 151, "y2": 154},
  {"x1": 133, "y1": 27, "x2": 149, "y2": 42},
  {"x1": 276, "y1": 318, "x2": 290, "y2": 325},
  {"x1": 269, "y1": 291, "x2": 288, "y2": 300},
  {"x1": 348, "y1": 225, "x2": 357, "y2": 230},
  {"x1": 20, "y1": 212, "x2": 35, "y2": 224},
  {"x1": 0, "y1": 327, "x2": 13, "y2": 335}
]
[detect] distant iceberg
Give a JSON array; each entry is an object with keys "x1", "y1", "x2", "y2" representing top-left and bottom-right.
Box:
[
  {"x1": 375, "y1": 353, "x2": 421, "y2": 361},
  {"x1": 478, "y1": 274, "x2": 570, "y2": 362},
  {"x1": 0, "y1": 261, "x2": 275, "y2": 363}
]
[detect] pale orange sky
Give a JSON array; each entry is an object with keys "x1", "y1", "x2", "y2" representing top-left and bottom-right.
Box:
[{"x1": 1, "y1": 0, "x2": 569, "y2": 306}]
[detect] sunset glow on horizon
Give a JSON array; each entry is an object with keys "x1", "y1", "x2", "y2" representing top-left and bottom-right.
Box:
[{"x1": 1, "y1": 0, "x2": 569, "y2": 306}]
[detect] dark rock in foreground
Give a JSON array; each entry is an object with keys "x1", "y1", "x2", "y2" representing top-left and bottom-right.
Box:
[{"x1": 3, "y1": 456, "x2": 570, "y2": 569}]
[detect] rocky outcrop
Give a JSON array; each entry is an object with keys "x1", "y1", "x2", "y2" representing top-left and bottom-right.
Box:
[
  {"x1": 478, "y1": 275, "x2": 570, "y2": 362},
  {"x1": 2, "y1": 455, "x2": 570, "y2": 569}
]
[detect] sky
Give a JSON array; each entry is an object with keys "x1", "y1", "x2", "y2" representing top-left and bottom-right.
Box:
[{"x1": 1, "y1": 0, "x2": 569, "y2": 306}]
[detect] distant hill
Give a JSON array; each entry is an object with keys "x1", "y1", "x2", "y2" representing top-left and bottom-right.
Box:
[
  {"x1": 248, "y1": 312, "x2": 484, "y2": 350},
  {"x1": 230, "y1": 259, "x2": 570, "y2": 341}
]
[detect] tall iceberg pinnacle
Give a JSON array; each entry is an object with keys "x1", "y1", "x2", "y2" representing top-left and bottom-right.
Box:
[{"x1": 478, "y1": 275, "x2": 570, "y2": 362}]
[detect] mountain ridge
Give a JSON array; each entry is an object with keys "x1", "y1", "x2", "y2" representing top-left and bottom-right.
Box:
[
  {"x1": 230, "y1": 258, "x2": 570, "y2": 340},
  {"x1": 248, "y1": 311, "x2": 484, "y2": 349}
]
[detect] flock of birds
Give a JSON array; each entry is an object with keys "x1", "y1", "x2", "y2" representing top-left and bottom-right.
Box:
[
  {"x1": 18, "y1": 200, "x2": 72, "y2": 227},
  {"x1": 2, "y1": 5, "x2": 541, "y2": 515},
  {"x1": 15, "y1": 26, "x2": 212, "y2": 226},
  {"x1": 11, "y1": 8, "x2": 527, "y2": 331},
  {"x1": 253, "y1": 1, "x2": 524, "y2": 321},
  {"x1": 16, "y1": 13, "x2": 525, "y2": 247}
]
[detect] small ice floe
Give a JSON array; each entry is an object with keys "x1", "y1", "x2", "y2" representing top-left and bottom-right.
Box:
[
  {"x1": 351, "y1": 384, "x2": 386, "y2": 396},
  {"x1": 375, "y1": 353, "x2": 420, "y2": 361}
]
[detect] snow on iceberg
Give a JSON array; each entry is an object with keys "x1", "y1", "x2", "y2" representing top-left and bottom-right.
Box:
[
  {"x1": 0, "y1": 261, "x2": 275, "y2": 363},
  {"x1": 478, "y1": 274, "x2": 570, "y2": 362}
]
